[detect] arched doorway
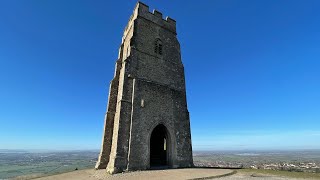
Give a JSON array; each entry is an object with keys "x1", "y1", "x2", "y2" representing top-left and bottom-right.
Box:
[{"x1": 150, "y1": 124, "x2": 169, "y2": 167}]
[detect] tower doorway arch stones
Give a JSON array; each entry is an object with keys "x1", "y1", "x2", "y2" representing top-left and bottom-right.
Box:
[{"x1": 147, "y1": 122, "x2": 176, "y2": 168}]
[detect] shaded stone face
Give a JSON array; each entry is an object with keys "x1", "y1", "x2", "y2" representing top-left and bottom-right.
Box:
[{"x1": 95, "y1": 2, "x2": 193, "y2": 174}]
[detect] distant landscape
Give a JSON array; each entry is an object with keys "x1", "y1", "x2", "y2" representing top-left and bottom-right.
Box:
[
  {"x1": 1, "y1": 150, "x2": 320, "y2": 179},
  {"x1": 193, "y1": 150, "x2": 320, "y2": 173},
  {"x1": 0, "y1": 150, "x2": 97, "y2": 179}
]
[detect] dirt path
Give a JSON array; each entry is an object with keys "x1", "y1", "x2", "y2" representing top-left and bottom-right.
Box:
[
  {"x1": 33, "y1": 168, "x2": 234, "y2": 180},
  {"x1": 32, "y1": 168, "x2": 315, "y2": 180},
  {"x1": 217, "y1": 174, "x2": 305, "y2": 180}
]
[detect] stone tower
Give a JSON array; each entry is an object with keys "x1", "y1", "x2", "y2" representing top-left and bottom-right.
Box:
[{"x1": 96, "y1": 2, "x2": 193, "y2": 174}]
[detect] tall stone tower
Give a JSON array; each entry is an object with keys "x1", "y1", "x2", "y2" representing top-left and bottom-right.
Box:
[{"x1": 96, "y1": 2, "x2": 193, "y2": 174}]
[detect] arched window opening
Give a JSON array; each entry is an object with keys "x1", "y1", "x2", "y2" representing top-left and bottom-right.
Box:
[
  {"x1": 154, "y1": 39, "x2": 163, "y2": 55},
  {"x1": 158, "y1": 44, "x2": 163, "y2": 55}
]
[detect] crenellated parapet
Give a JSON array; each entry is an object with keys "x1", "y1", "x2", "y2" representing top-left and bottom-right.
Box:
[
  {"x1": 123, "y1": 1, "x2": 176, "y2": 39},
  {"x1": 135, "y1": 2, "x2": 176, "y2": 33}
]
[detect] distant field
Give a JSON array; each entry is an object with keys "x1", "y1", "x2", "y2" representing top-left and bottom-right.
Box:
[
  {"x1": 1, "y1": 150, "x2": 320, "y2": 179},
  {"x1": 194, "y1": 150, "x2": 320, "y2": 170},
  {"x1": 0, "y1": 150, "x2": 98, "y2": 179}
]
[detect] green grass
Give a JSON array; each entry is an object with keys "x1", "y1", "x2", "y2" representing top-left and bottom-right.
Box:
[{"x1": 238, "y1": 168, "x2": 320, "y2": 179}]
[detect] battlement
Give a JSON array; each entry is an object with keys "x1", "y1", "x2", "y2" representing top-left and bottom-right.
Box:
[
  {"x1": 134, "y1": 2, "x2": 176, "y2": 33},
  {"x1": 122, "y1": 2, "x2": 176, "y2": 44}
]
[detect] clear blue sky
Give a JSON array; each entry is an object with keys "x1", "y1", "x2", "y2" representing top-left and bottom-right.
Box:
[{"x1": 0, "y1": 0, "x2": 319, "y2": 151}]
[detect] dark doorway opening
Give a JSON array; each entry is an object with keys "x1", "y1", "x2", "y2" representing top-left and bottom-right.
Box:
[{"x1": 150, "y1": 124, "x2": 168, "y2": 167}]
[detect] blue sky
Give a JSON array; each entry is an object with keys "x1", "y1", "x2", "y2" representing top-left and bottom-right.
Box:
[{"x1": 0, "y1": 0, "x2": 319, "y2": 151}]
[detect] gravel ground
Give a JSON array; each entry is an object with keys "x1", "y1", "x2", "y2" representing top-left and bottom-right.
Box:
[
  {"x1": 33, "y1": 168, "x2": 233, "y2": 180},
  {"x1": 217, "y1": 175, "x2": 295, "y2": 180},
  {"x1": 216, "y1": 172, "x2": 315, "y2": 180},
  {"x1": 32, "y1": 168, "x2": 317, "y2": 180}
]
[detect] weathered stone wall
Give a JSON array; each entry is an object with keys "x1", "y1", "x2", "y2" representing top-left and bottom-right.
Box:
[{"x1": 96, "y1": 2, "x2": 193, "y2": 174}]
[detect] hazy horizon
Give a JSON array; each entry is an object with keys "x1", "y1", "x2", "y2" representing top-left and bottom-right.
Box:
[{"x1": 1, "y1": 148, "x2": 320, "y2": 152}]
